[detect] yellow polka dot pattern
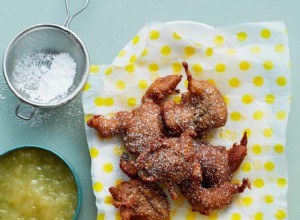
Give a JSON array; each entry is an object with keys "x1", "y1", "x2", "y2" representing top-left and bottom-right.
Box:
[
  {"x1": 275, "y1": 44, "x2": 285, "y2": 53},
  {"x1": 255, "y1": 212, "x2": 264, "y2": 220},
  {"x1": 242, "y1": 162, "x2": 252, "y2": 172},
  {"x1": 104, "y1": 196, "x2": 113, "y2": 205},
  {"x1": 173, "y1": 32, "x2": 182, "y2": 40},
  {"x1": 237, "y1": 32, "x2": 248, "y2": 41},
  {"x1": 253, "y1": 111, "x2": 263, "y2": 120},
  {"x1": 206, "y1": 48, "x2": 214, "y2": 56},
  {"x1": 277, "y1": 178, "x2": 287, "y2": 188},
  {"x1": 251, "y1": 46, "x2": 261, "y2": 53},
  {"x1": 141, "y1": 48, "x2": 148, "y2": 56},
  {"x1": 242, "y1": 196, "x2": 253, "y2": 206},
  {"x1": 97, "y1": 213, "x2": 105, "y2": 220},
  {"x1": 115, "y1": 80, "x2": 126, "y2": 90},
  {"x1": 161, "y1": 45, "x2": 171, "y2": 56},
  {"x1": 90, "y1": 148, "x2": 99, "y2": 158},
  {"x1": 208, "y1": 213, "x2": 218, "y2": 220},
  {"x1": 83, "y1": 82, "x2": 91, "y2": 91},
  {"x1": 275, "y1": 210, "x2": 286, "y2": 219},
  {"x1": 265, "y1": 195, "x2": 274, "y2": 204},
  {"x1": 90, "y1": 65, "x2": 100, "y2": 73},
  {"x1": 264, "y1": 161, "x2": 275, "y2": 171},
  {"x1": 118, "y1": 50, "x2": 126, "y2": 58},
  {"x1": 148, "y1": 63, "x2": 159, "y2": 72},
  {"x1": 129, "y1": 55, "x2": 136, "y2": 63},
  {"x1": 93, "y1": 182, "x2": 103, "y2": 192},
  {"x1": 214, "y1": 35, "x2": 224, "y2": 45},
  {"x1": 115, "y1": 212, "x2": 122, "y2": 220},
  {"x1": 94, "y1": 97, "x2": 115, "y2": 107},
  {"x1": 263, "y1": 60, "x2": 274, "y2": 70},
  {"x1": 253, "y1": 76, "x2": 264, "y2": 86},
  {"x1": 265, "y1": 94, "x2": 275, "y2": 104},
  {"x1": 193, "y1": 64, "x2": 203, "y2": 74},
  {"x1": 277, "y1": 76, "x2": 287, "y2": 87},
  {"x1": 274, "y1": 144, "x2": 284, "y2": 154},
  {"x1": 132, "y1": 35, "x2": 140, "y2": 45},
  {"x1": 231, "y1": 213, "x2": 241, "y2": 220},
  {"x1": 252, "y1": 144, "x2": 262, "y2": 154},
  {"x1": 127, "y1": 97, "x2": 137, "y2": 107},
  {"x1": 231, "y1": 111, "x2": 242, "y2": 121},
  {"x1": 172, "y1": 62, "x2": 182, "y2": 73},
  {"x1": 240, "y1": 61, "x2": 251, "y2": 71},
  {"x1": 149, "y1": 30, "x2": 160, "y2": 40},
  {"x1": 184, "y1": 46, "x2": 195, "y2": 56},
  {"x1": 242, "y1": 94, "x2": 254, "y2": 104},
  {"x1": 261, "y1": 29, "x2": 271, "y2": 38},
  {"x1": 215, "y1": 63, "x2": 226, "y2": 73},
  {"x1": 103, "y1": 163, "x2": 113, "y2": 173},
  {"x1": 254, "y1": 178, "x2": 265, "y2": 188},
  {"x1": 263, "y1": 128, "x2": 273, "y2": 138},
  {"x1": 113, "y1": 146, "x2": 125, "y2": 156},
  {"x1": 138, "y1": 80, "x2": 148, "y2": 89},
  {"x1": 227, "y1": 48, "x2": 237, "y2": 55},
  {"x1": 186, "y1": 212, "x2": 196, "y2": 220},
  {"x1": 229, "y1": 78, "x2": 240, "y2": 88},
  {"x1": 125, "y1": 64, "x2": 135, "y2": 73},
  {"x1": 82, "y1": 22, "x2": 290, "y2": 219}
]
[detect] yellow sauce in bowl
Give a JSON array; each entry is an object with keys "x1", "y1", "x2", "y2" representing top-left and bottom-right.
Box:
[{"x1": 0, "y1": 147, "x2": 79, "y2": 220}]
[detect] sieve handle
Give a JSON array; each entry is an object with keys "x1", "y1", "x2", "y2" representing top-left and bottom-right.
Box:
[
  {"x1": 64, "y1": 0, "x2": 89, "y2": 28},
  {"x1": 15, "y1": 102, "x2": 37, "y2": 120}
]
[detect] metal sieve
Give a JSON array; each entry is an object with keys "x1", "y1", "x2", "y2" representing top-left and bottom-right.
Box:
[{"x1": 3, "y1": 0, "x2": 90, "y2": 120}]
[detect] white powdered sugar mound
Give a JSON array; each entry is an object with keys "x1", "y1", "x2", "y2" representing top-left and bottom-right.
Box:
[{"x1": 12, "y1": 52, "x2": 77, "y2": 103}]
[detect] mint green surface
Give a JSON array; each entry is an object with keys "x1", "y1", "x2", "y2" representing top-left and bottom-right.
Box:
[{"x1": 0, "y1": 0, "x2": 299, "y2": 219}]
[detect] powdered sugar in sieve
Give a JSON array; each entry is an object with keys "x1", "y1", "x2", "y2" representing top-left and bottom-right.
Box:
[{"x1": 12, "y1": 52, "x2": 77, "y2": 104}]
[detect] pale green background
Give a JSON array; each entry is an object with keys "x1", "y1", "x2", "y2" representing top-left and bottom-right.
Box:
[{"x1": 0, "y1": 0, "x2": 299, "y2": 219}]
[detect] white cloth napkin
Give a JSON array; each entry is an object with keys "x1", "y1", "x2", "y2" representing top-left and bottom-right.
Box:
[{"x1": 82, "y1": 21, "x2": 290, "y2": 220}]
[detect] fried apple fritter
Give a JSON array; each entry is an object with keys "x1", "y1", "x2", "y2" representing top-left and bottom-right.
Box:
[
  {"x1": 142, "y1": 75, "x2": 182, "y2": 103},
  {"x1": 136, "y1": 130, "x2": 201, "y2": 183},
  {"x1": 87, "y1": 75, "x2": 182, "y2": 155},
  {"x1": 194, "y1": 132, "x2": 248, "y2": 188},
  {"x1": 119, "y1": 153, "x2": 139, "y2": 179},
  {"x1": 136, "y1": 130, "x2": 202, "y2": 199},
  {"x1": 163, "y1": 62, "x2": 227, "y2": 137},
  {"x1": 179, "y1": 178, "x2": 251, "y2": 215},
  {"x1": 109, "y1": 179, "x2": 170, "y2": 220}
]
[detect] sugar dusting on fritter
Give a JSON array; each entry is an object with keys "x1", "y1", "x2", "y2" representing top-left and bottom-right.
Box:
[{"x1": 88, "y1": 61, "x2": 250, "y2": 216}]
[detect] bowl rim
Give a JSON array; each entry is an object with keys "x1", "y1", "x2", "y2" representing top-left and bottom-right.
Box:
[
  {"x1": 0, "y1": 144, "x2": 82, "y2": 220},
  {"x1": 2, "y1": 23, "x2": 90, "y2": 108}
]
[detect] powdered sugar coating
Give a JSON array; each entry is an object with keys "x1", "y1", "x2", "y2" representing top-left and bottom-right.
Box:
[{"x1": 12, "y1": 52, "x2": 76, "y2": 104}]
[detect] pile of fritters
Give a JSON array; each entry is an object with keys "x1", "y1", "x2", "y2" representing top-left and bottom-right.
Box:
[{"x1": 87, "y1": 62, "x2": 251, "y2": 219}]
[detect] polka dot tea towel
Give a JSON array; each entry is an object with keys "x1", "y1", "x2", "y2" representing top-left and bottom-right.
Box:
[{"x1": 82, "y1": 21, "x2": 290, "y2": 220}]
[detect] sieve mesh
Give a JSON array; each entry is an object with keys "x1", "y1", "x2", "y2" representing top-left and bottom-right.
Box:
[{"x1": 4, "y1": 25, "x2": 89, "y2": 107}]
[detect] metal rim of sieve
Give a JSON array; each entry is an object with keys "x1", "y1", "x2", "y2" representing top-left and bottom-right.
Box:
[
  {"x1": 3, "y1": 23, "x2": 90, "y2": 108},
  {"x1": 2, "y1": 0, "x2": 90, "y2": 120}
]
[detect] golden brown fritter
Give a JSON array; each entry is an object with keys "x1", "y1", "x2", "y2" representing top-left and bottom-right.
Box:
[
  {"x1": 87, "y1": 99, "x2": 163, "y2": 155},
  {"x1": 136, "y1": 130, "x2": 202, "y2": 199},
  {"x1": 87, "y1": 111, "x2": 130, "y2": 138},
  {"x1": 87, "y1": 75, "x2": 182, "y2": 155},
  {"x1": 89, "y1": 61, "x2": 250, "y2": 218},
  {"x1": 163, "y1": 62, "x2": 227, "y2": 137},
  {"x1": 194, "y1": 132, "x2": 248, "y2": 188},
  {"x1": 109, "y1": 179, "x2": 170, "y2": 220},
  {"x1": 119, "y1": 153, "x2": 139, "y2": 179},
  {"x1": 136, "y1": 130, "x2": 201, "y2": 183},
  {"x1": 179, "y1": 178, "x2": 251, "y2": 215},
  {"x1": 142, "y1": 75, "x2": 182, "y2": 103},
  {"x1": 227, "y1": 132, "x2": 248, "y2": 173}
]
